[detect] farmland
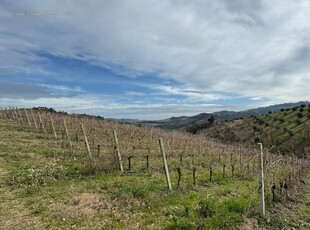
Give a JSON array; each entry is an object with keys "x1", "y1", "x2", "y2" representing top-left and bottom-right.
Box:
[{"x1": 0, "y1": 108, "x2": 310, "y2": 229}]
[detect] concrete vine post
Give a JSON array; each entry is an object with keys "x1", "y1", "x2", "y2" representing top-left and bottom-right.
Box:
[
  {"x1": 159, "y1": 138, "x2": 172, "y2": 190},
  {"x1": 258, "y1": 143, "x2": 266, "y2": 218}
]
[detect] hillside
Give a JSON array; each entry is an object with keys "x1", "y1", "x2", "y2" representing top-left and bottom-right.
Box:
[
  {"x1": 0, "y1": 108, "x2": 310, "y2": 229},
  {"x1": 141, "y1": 101, "x2": 309, "y2": 130},
  {"x1": 0, "y1": 109, "x2": 310, "y2": 229},
  {"x1": 199, "y1": 103, "x2": 310, "y2": 156}
]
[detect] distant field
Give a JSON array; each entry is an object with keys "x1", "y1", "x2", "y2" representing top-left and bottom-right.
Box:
[{"x1": 0, "y1": 108, "x2": 310, "y2": 229}]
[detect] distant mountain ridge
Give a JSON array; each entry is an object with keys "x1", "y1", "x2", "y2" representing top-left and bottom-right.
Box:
[{"x1": 139, "y1": 101, "x2": 309, "y2": 130}]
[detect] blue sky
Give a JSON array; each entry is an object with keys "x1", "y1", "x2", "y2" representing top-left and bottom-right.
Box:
[{"x1": 0, "y1": 0, "x2": 310, "y2": 119}]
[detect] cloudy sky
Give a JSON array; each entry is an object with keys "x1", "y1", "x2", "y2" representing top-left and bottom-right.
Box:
[{"x1": 0, "y1": 0, "x2": 309, "y2": 119}]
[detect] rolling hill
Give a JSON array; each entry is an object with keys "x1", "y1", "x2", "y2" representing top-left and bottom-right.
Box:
[
  {"x1": 140, "y1": 101, "x2": 309, "y2": 130},
  {"x1": 197, "y1": 103, "x2": 310, "y2": 156}
]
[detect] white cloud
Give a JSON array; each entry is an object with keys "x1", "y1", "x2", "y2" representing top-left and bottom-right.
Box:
[
  {"x1": 0, "y1": 0, "x2": 310, "y2": 112},
  {"x1": 0, "y1": 95, "x2": 251, "y2": 120},
  {"x1": 148, "y1": 85, "x2": 224, "y2": 101},
  {"x1": 125, "y1": 91, "x2": 145, "y2": 97},
  {"x1": 39, "y1": 84, "x2": 84, "y2": 94}
]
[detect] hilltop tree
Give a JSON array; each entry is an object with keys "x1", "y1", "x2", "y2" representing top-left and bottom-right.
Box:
[
  {"x1": 208, "y1": 115, "x2": 215, "y2": 125},
  {"x1": 297, "y1": 112, "x2": 304, "y2": 118}
]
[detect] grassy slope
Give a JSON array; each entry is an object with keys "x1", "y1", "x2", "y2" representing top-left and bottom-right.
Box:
[
  {"x1": 202, "y1": 105, "x2": 310, "y2": 155},
  {"x1": 149, "y1": 102, "x2": 309, "y2": 131},
  {"x1": 0, "y1": 118, "x2": 310, "y2": 229}
]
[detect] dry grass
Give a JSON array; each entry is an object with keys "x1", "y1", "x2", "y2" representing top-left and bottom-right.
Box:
[{"x1": 0, "y1": 113, "x2": 309, "y2": 229}]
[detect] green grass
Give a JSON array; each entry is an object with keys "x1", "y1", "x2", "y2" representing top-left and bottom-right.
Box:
[
  {"x1": 0, "y1": 117, "x2": 310, "y2": 229},
  {"x1": 247, "y1": 106, "x2": 310, "y2": 155}
]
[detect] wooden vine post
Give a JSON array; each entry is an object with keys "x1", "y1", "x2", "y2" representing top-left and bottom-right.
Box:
[
  {"x1": 30, "y1": 110, "x2": 38, "y2": 129},
  {"x1": 159, "y1": 138, "x2": 172, "y2": 190},
  {"x1": 24, "y1": 109, "x2": 31, "y2": 126},
  {"x1": 113, "y1": 130, "x2": 123, "y2": 172},
  {"x1": 177, "y1": 167, "x2": 181, "y2": 187},
  {"x1": 38, "y1": 114, "x2": 46, "y2": 133},
  {"x1": 81, "y1": 123, "x2": 92, "y2": 158},
  {"x1": 63, "y1": 119, "x2": 73, "y2": 151},
  {"x1": 50, "y1": 114, "x2": 57, "y2": 139},
  {"x1": 258, "y1": 143, "x2": 266, "y2": 218},
  {"x1": 17, "y1": 108, "x2": 24, "y2": 123},
  {"x1": 14, "y1": 108, "x2": 19, "y2": 122}
]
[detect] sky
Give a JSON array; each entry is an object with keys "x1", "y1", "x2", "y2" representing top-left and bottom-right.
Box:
[{"x1": 0, "y1": 0, "x2": 310, "y2": 120}]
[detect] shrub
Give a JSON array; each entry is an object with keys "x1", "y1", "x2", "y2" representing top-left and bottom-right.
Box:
[
  {"x1": 255, "y1": 118, "x2": 265, "y2": 125},
  {"x1": 197, "y1": 198, "x2": 217, "y2": 217},
  {"x1": 288, "y1": 130, "x2": 294, "y2": 136},
  {"x1": 165, "y1": 220, "x2": 194, "y2": 230},
  {"x1": 254, "y1": 137, "x2": 260, "y2": 143},
  {"x1": 222, "y1": 199, "x2": 247, "y2": 213},
  {"x1": 297, "y1": 112, "x2": 304, "y2": 118}
]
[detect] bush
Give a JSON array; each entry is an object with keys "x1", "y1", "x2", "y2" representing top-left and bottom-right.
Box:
[
  {"x1": 165, "y1": 220, "x2": 194, "y2": 230},
  {"x1": 222, "y1": 199, "x2": 247, "y2": 213},
  {"x1": 254, "y1": 137, "x2": 260, "y2": 143},
  {"x1": 288, "y1": 130, "x2": 294, "y2": 136},
  {"x1": 297, "y1": 112, "x2": 304, "y2": 118},
  {"x1": 197, "y1": 198, "x2": 217, "y2": 217},
  {"x1": 255, "y1": 118, "x2": 265, "y2": 125},
  {"x1": 295, "y1": 119, "x2": 302, "y2": 125}
]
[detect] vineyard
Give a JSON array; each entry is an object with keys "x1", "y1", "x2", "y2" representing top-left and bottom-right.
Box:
[{"x1": 0, "y1": 107, "x2": 310, "y2": 229}]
